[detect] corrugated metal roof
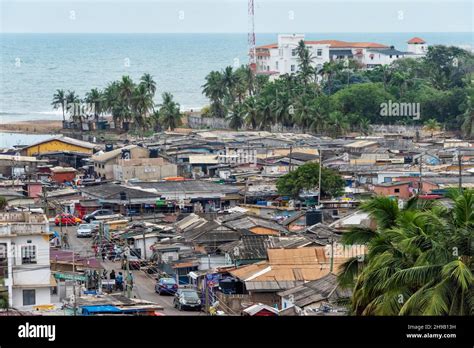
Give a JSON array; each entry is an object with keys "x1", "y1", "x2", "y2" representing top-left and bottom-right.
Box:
[{"x1": 188, "y1": 155, "x2": 219, "y2": 164}]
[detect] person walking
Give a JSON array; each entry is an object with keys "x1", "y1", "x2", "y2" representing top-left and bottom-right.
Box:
[
  {"x1": 110, "y1": 270, "x2": 116, "y2": 280},
  {"x1": 101, "y1": 247, "x2": 107, "y2": 262},
  {"x1": 115, "y1": 272, "x2": 123, "y2": 291}
]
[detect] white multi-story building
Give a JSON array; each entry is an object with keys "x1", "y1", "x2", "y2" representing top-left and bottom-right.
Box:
[
  {"x1": 256, "y1": 34, "x2": 428, "y2": 76},
  {"x1": 0, "y1": 212, "x2": 53, "y2": 309}
]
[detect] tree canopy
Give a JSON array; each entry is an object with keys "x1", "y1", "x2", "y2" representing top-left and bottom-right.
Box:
[{"x1": 276, "y1": 162, "x2": 345, "y2": 199}]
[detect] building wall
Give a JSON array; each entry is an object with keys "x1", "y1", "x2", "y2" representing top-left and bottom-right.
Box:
[
  {"x1": 363, "y1": 52, "x2": 405, "y2": 67},
  {"x1": 1, "y1": 223, "x2": 51, "y2": 308},
  {"x1": 24, "y1": 140, "x2": 92, "y2": 156},
  {"x1": 113, "y1": 163, "x2": 178, "y2": 181},
  {"x1": 51, "y1": 171, "x2": 76, "y2": 183},
  {"x1": 373, "y1": 184, "x2": 411, "y2": 199},
  {"x1": 12, "y1": 287, "x2": 51, "y2": 309},
  {"x1": 94, "y1": 146, "x2": 150, "y2": 179}
]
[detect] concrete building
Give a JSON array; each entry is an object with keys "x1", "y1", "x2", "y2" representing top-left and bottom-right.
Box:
[
  {"x1": 256, "y1": 34, "x2": 428, "y2": 76},
  {"x1": 0, "y1": 212, "x2": 53, "y2": 309},
  {"x1": 91, "y1": 145, "x2": 149, "y2": 179},
  {"x1": 112, "y1": 158, "x2": 177, "y2": 182}
]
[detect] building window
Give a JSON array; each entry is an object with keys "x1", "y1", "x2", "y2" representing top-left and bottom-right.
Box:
[
  {"x1": 317, "y1": 49, "x2": 322, "y2": 56},
  {"x1": 21, "y1": 245, "x2": 37, "y2": 264},
  {"x1": 396, "y1": 55, "x2": 399, "y2": 58},
  {"x1": 394, "y1": 188, "x2": 400, "y2": 193},
  {"x1": 0, "y1": 243, "x2": 7, "y2": 279},
  {"x1": 291, "y1": 49, "x2": 296, "y2": 56},
  {"x1": 276, "y1": 61, "x2": 279, "y2": 69},
  {"x1": 23, "y1": 289, "x2": 36, "y2": 306},
  {"x1": 291, "y1": 65, "x2": 295, "y2": 72},
  {"x1": 389, "y1": 55, "x2": 393, "y2": 58}
]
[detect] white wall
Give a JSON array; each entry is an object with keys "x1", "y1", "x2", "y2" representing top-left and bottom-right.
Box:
[{"x1": 12, "y1": 287, "x2": 51, "y2": 309}]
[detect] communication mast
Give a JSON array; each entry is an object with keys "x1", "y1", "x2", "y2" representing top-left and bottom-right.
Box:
[{"x1": 248, "y1": 0, "x2": 256, "y2": 72}]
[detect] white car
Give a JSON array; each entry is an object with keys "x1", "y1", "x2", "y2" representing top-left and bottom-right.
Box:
[{"x1": 76, "y1": 224, "x2": 94, "y2": 238}]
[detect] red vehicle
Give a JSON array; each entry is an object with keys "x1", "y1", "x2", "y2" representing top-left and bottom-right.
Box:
[{"x1": 55, "y1": 214, "x2": 82, "y2": 226}]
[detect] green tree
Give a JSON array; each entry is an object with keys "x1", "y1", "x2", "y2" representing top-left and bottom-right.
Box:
[
  {"x1": 0, "y1": 196, "x2": 7, "y2": 210},
  {"x1": 243, "y1": 96, "x2": 259, "y2": 130},
  {"x1": 339, "y1": 191, "x2": 474, "y2": 315},
  {"x1": 424, "y1": 118, "x2": 441, "y2": 138},
  {"x1": 227, "y1": 103, "x2": 245, "y2": 130},
  {"x1": 202, "y1": 71, "x2": 226, "y2": 118},
  {"x1": 131, "y1": 83, "x2": 154, "y2": 133},
  {"x1": 276, "y1": 162, "x2": 345, "y2": 199},
  {"x1": 51, "y1": 89, "x2": 66, "y2": 122},
  {"x1": 84, "y1": 88, "x2": 104, "y2": 123},
  {"x1": 155, "y1": 92, "x2": 182, "y2": 131}
]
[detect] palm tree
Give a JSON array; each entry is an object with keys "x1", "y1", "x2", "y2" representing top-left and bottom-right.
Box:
[
  {"x1": 295, "y1": 40, "x2": 314, "y2": 88},
  {"x1": 319, "y1": 61, "x2": 340, "y2": 95},
  {"x1": 339, "y1": 191, "x2": 474, "y2": 316},
  {"x1": 202, "y1": 71, "x2": 226, "y2": 118},
  {"x1": 65, "y1": 90, "x2": 80, "y2": 122},
  {"x1": 221, "y1": 66, "x2": 239, "y2": 106},
  {"x1": 359, "y1": 118, "x2": 372, "y2": 136},
  {"x1": 327, "y1": 111, "x2": 349, "y2": 137},
  {"x1": 424, "y1": 118, "x2": 441, "y2": 138},
  {"x1": 84, "y1": 88, "x2": 104, "y2": 123},
  {"x1": 118, "y1": 76, "x2": 135, "y2": 125},
  {"x1": 243, "y1": 96, "x2": 259, "y2": 130},
  {"x1": 140, "y1": 73, "x2": 157, "y2": 96},
  {"x1": 256, "y1": 95, "x2": 275, "y2": 130},
  {"x1": 104, "y1": 81, "x2": 124, "y2": 128},
  {"x1": 155, "y1": 92, "x2": 182, "y2": 131},
  {"x1": 293, "y1": 94, "x2": 313, "y2": 131},
  {"x1": 227, "y1": 104, "x2": 245, "y2": 130},
  {"x1": 131, "y1": 83, "x2": 154, "y2": 133},
  {"x1": 52, "y1": 89, "x2": 67, "y2": 122},
  {"x1": 274, "y1": 90, "x2": 292, "y2": 128}
]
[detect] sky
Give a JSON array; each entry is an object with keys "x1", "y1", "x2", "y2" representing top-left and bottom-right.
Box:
[{"x1": 0, "y1": 0, "x2": 472, "y2": 33}]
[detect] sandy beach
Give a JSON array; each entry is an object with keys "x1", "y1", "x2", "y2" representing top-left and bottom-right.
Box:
[{"x1": 0, "y1": 120, "x2": 63, "y2": 134}]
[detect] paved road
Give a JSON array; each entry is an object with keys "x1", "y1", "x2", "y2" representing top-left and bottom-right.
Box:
[{"x1": 53, "y1": 223, "x2": 203, "y2": 316}]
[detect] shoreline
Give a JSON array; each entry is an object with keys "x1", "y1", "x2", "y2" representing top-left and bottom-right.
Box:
[{"x1": 0, "y1": 120, "x2": 63, "y2": 134}]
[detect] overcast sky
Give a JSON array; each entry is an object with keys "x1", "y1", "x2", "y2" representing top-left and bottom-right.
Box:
[{"x1": 0, "y1": 0, "x2": 472, "y2": 33}]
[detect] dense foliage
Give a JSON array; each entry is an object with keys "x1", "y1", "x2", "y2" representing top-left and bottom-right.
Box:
[
  {"x1": 276, "y1": 162, "x2": 345, "y2": 199},
  {"x1": 202, "y1": 43, "x2": 474, "y2": 137},
  {"x1": 338, "y1": 190, "x2": 473, "y2": 315},
  {"x1": 52, "y1": 74, "x2": 182, "y2": 132}
]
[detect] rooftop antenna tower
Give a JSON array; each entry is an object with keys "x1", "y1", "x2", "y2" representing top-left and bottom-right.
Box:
[{"x1": 248, "y1": 0, "x2": 256, "y2": 72}]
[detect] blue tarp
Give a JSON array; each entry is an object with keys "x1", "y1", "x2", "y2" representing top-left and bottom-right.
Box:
[{"x1": 81, "y1": 305, "x2": 121, "y2": 315}]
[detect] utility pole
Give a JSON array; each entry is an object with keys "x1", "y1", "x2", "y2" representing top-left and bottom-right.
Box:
[
  {"x1": 329, "y1": 238, "x2": 334, "y2": 273},
  {"x1": 288, "y1": 145, "x2": 293, "y2": 172},
  {"x1": 458, "y1": 150, "x2": 463, "y2": 192},
  {"x1": 205, "y1": 276, "x2": 209, "y2": 315},
  {"x1": 125, "y1": 255, "x2": 131, "y2": 298},
  {"x1": 318, "y1": 146, "x2": 322, "y2": 206},
  {"x1": 42, "y1": 185, "x2": 48, "y2": 217},
  {"x1": 72, "y1": 251, "x2": 77, "y2": 316},
  {"x1": 142, "y1": 229, "x2": 147, "y2": 260},
  {"x1": 418, "y1": 153, "x2": 423, "y2": 195}
]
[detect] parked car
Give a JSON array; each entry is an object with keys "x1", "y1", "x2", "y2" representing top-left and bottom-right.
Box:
[
  {"x1": 173, "y1": 288, "x2": 202, "y2": 311},
  {"x1": 83, "y1": 209, "x2": 114, "y2": 223},
  {"x1": 55, "y1": 214, "x2": 81, "y2": 226},
  {"x1": 76, "y1": 224, "x2": 94, "y2": 238},
  {"x1": 155, "y1": 278, "x2": 178, "y2": 295}
]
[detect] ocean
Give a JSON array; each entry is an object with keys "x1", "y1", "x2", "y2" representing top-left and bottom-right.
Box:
[{"x1": 0, "y1": 32, "x2": 473, "y2": 123}]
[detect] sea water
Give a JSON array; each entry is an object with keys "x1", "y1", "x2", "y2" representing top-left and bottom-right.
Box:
[{"x1": 1, "y1": 32, "x2": 472, "y2": 123}]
